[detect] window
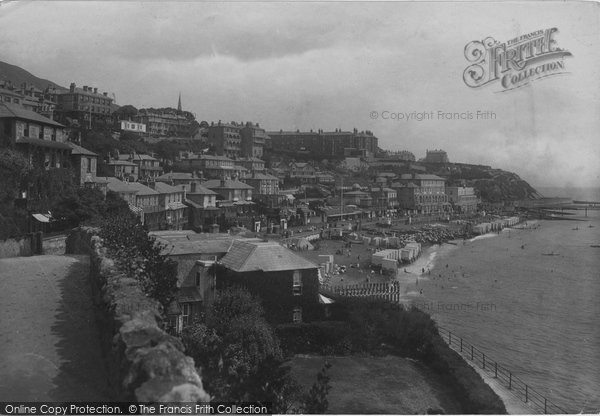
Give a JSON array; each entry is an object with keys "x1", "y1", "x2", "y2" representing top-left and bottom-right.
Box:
[
  {"x1": 292, "y1": 270, "x2": 302, "y2": 295},
  {"x1": 195, "y1": 271, "x2": 202, "y2": 286},
  {"x1": 293, "y1": 307, "x2": 302, "y2": 323},
  {"x1": 182, "y1": 303, "x2": 191, "y2": 326}
]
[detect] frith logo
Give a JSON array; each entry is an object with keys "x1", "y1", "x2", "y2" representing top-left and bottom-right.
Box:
[{"x1": 463, "y1": 28, "x2": 572, "y2": 92}]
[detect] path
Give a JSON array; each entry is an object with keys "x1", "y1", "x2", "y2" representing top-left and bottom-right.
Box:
[{"x1": 0, "y1": 255, "x2": 112, "y2": 401}]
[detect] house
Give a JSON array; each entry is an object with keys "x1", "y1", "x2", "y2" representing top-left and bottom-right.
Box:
[
  {"x1": 370, "y1": 187, "x2": 398, "y2": 209},
  {"x1": 244, "y1": 172, "x2": 280, "y2": 195},
  {"x1": 67, "y1": 142, "x2": 98, "y2": 185},
  {"x1": 155, "y1": 172, "x2": 197, "y2": 193},
  {"x1": 56, "y1": 83, "x2": 113, "y2": 127},
  {"x1": 0, "y1": 102, "x2": 71, "y2": 170},
  {"x1": 152, "y1": 181, "x2": 188, "y2": 230},
  {"x1": 392, "y1": 174, "x2": 449, "y2": 215},
  {"x1": 105, "y1": 178, "x2": 166, "y2": 229},
  {"x1": 185, "y1": 182, "x2": 220, "y2": 232},
  {"x1": 203, "y1": 178, "x2": 254, "y2": 202},
  {"x1": 217, "y1": 240, "x2": 321, "y2": 324},
  {"x1": 151, "y1": 230, "x2": 261, "y2": 333},
  {"x1": 446, "y1": 186, "x2": 479, "y2": 213},
  {"x1": 235, "y1": 156, "x2": 265, "y2": 173},
  {"x1": 106, "y1": 159, "x2": 139, "y2": 181},
  {"x1": 118, "y1": 153, "x2": 163, "y2": 179}
]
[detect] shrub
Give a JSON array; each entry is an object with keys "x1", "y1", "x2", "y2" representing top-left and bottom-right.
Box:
[{"x1": 100, "y1": 213, "x2": 177, "y2": 311}]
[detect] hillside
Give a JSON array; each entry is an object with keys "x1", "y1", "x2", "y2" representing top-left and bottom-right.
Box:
[
  {"x1": 432, "y1": 163, "x2": 542, "y2": 202},
  {"x1": 0, "y1": 60, "x2": 65, "y2": 90}
]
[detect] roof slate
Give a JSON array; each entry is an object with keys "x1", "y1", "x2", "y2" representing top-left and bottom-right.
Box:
[{"x1": 220, "y1": 240, "x2": 318, "y2": 272}]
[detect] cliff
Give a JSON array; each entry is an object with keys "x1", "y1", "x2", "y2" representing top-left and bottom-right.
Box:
[{"x1": 431, "y1": 163, "x2": 542, "y2": 203}]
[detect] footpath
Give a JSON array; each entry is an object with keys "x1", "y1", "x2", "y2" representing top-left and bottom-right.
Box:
[{"x1": 0, "y1": 255, "x2": 111, "y2": 401}]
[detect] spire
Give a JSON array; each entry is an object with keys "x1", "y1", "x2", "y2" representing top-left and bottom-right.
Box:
[{"x1": 177, "y1": 92, "x2": 182, "y2": 114}]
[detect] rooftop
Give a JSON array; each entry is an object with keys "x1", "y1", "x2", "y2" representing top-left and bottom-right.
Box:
[
  {"x1": 153, "y1": 181, "x2": 183, "y2": 194},
  {"x1": 0, "y1": 102, "x2": 64, "y2": 127},
  {"x1": 220, "y1": 240, "x2": 318, "y2": 272},
  {"x1": 203, "y1": 179, "x2": 254, "y2": 190},
  {"x1": 67, "y1": 142, "x2": 97, "y2": 156},
  {"x1": 156, "y1": 172, "x2": 193, "y2": 181}
]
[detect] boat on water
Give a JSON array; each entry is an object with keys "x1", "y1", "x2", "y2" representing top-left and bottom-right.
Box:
[
  {"x1": 591, "y1": 245, "x2": 600, "y2": 248},
  {"x1": 572, "y1": 227, "x2": 579, "y2": 230},
  {"x1": 542, "y1": 252, "x2": 560, "y2": 256}
]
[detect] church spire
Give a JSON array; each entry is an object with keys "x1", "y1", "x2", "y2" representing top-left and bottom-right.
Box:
[{"x1": 177, "y1": 92, "x2": 182, "y2": 114}]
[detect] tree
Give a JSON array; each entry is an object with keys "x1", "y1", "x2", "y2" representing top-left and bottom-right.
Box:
[
  {"x1": 304, "y1": 361, "x2": 333, "y2": 414},
  {"x1": 0, "y1": 149, "x2": 31, "y2": 237},
  {"x1": 182, "y1": 287, "x2": 285, "y2": 401},
  {"x1": 100, "y1": 213, "x2": 178, "y2": 310}
]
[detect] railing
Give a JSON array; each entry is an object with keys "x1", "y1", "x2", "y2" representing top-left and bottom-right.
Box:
[
  {"x1": 320, "y1": 281, "x2": 403, "y2": 303},
  {"x1": 437, "y1": 326, "x2": 567, "y2": 414}
]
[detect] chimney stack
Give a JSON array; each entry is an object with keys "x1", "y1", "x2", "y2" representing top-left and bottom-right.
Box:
[{"x1": 191, "y1": 182, "x2": 197, "y2": 193}]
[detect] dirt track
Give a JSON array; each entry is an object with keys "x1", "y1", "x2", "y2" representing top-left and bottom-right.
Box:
[{"x1": 0, "y1": 255, "x2": 111, "y2": 401}]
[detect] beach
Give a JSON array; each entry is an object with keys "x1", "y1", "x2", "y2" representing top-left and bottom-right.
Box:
[{"x1": 401, "y1": 212, "x2": 600, "y2": 413}]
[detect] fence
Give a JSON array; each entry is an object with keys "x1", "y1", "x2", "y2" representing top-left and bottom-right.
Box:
[
  {"x1": 437, "y1": 326, "x2": 567, "y2": 414},
  {"x1": 320, "y1": 281, "x2": 403, "y2": 303},
  {"x1": 319, "y1": 281, "x2": 568, "y2": 414}
]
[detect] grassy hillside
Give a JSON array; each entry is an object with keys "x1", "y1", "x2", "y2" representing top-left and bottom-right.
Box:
[{"x1": 0, "y1": 60, "x2": 65, "y2": 90}]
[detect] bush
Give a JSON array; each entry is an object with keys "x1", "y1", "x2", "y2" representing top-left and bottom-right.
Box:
[
  {"x1": 100, "y1": 213, "x2": 177, "y2": 311},
  {"x1": 278, "y1": 297, "x2": 506, "y2": 414}
]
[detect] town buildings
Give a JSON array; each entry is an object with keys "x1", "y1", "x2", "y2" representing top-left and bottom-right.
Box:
[
  {"x1": 424, "y1": 149, "x2": 449, "y2": 164},
  {"x1": 135, "y1": 109, "x2": 192, "y2": 138},
  {"x1": 0, "y1": 102, "x2": 71, "y2": 169},
  {"x1": 55, "y1": 83, "x2": 114, "y2": 127},
  {"x1": 105, "y1": 177, "x2": 189, "y2": 230},
  {"x1": 244, "y1": 173, "x2": 280, "y2": 196},
  {"x1": 208, "y1": 121, "x2": 267, "y2": 158},
  {"x1": 446, "y1": 186, "x2": 479, "y2": 213},
  {"x1": 106, "y1": 159, "x2": 139, "y2": 181},
  {"x1": 239, "y1": 122, "x2": 267, "y2": 158},
  {"x1": 207, "y1": 121, "x2": 242, "y2": 158},
  {"x1": 393, "y1": 173, "x2": 449, "y2": 215},
  {"x1": 0, "y1": 81, "x2": 59, "y2": 120},
  {"x1": 152, "y1": 181, "x2": 188, "y2": 230},
  {"x1": 67, "y1": 142, "x2": 98, "y2": 186},
  {"x1": 118, "y1": 153, "x2": 163, "y2": 179},
  {"x1": 184, "y1": 182, "x2": 220, "y2": 232},
  {"x1": 267, "y1": 128, "x2": 378, "y2": 158}
]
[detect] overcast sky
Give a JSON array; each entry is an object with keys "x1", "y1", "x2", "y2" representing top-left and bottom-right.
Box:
[{"x1": 0, "y1": 1, "x2": 598, "y2": 189}]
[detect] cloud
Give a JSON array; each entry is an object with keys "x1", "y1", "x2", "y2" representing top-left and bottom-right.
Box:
[{"x1": 0, "y1": 1, "x2": 597, "y2": 187}]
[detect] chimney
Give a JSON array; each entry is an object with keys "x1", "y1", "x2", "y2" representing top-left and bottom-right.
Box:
[
  {"x1": 191, "y1": 182, "x2": 197, "y2": 193},
  {"x1": 94, "y1": 87, "x2": 98, "y2": 94},
  {"x1": 83, "y1": 86, "x2": 88, "y2": 92},
  {"x1": 221, "y1": 178, "x2": 226, "y2": 187},
  {"x1": 103, "y1": 92, "x2": 108, "y2": 96}
]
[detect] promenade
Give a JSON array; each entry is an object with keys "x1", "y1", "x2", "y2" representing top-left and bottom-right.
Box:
[{"x1": 0, "y1": 255, "x2": 111, "y2": 401}]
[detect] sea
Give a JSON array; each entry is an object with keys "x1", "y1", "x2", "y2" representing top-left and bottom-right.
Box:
[{"x1": 403, "y1": 189, "x2": 600, "y2": 413}]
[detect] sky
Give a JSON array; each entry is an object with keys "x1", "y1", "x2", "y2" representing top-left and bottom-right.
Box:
[{"x1": 0, "y1": 1, "x2": 598, "y2": 189}]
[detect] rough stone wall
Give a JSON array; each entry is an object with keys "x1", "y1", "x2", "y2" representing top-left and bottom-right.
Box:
[
  {"x1": 0, "y1": 235, "x2": 34, "y2": 258},
  {"x1": 42, "y1": 235, "x2": 67, "y2": 255},
  {"x1": 66, "y1": 227, "x2": 210, "y2": 403}
]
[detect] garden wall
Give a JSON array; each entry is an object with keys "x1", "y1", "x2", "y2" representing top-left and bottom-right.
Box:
[{"x1": 66, "y1": 227, "x2": 209, "y2": 402}]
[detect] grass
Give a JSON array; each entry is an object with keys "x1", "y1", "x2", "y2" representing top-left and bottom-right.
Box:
[{"x1": 290, "y1": 355, "x2": 462, "y2": 414}]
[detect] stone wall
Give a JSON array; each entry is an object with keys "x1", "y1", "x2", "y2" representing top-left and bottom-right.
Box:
[
  {"x1": 0, "y1": 233, "x2": 41, "y2": 258},
  {"x1": 42, "y1": 235, "x2": 67, "y2": 255},
  {"x1": 66, "y1": 227, "x2": 210, "y2": 402}
]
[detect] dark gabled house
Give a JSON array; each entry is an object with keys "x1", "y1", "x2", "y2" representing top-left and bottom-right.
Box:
[{"x1": 217, "y1": 240, "x2": 321, "y2": 325}]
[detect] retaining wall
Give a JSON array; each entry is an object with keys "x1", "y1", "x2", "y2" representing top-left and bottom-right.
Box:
[{"x1": 66, "y1": 227, "x2": 209, "y2": 403}]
